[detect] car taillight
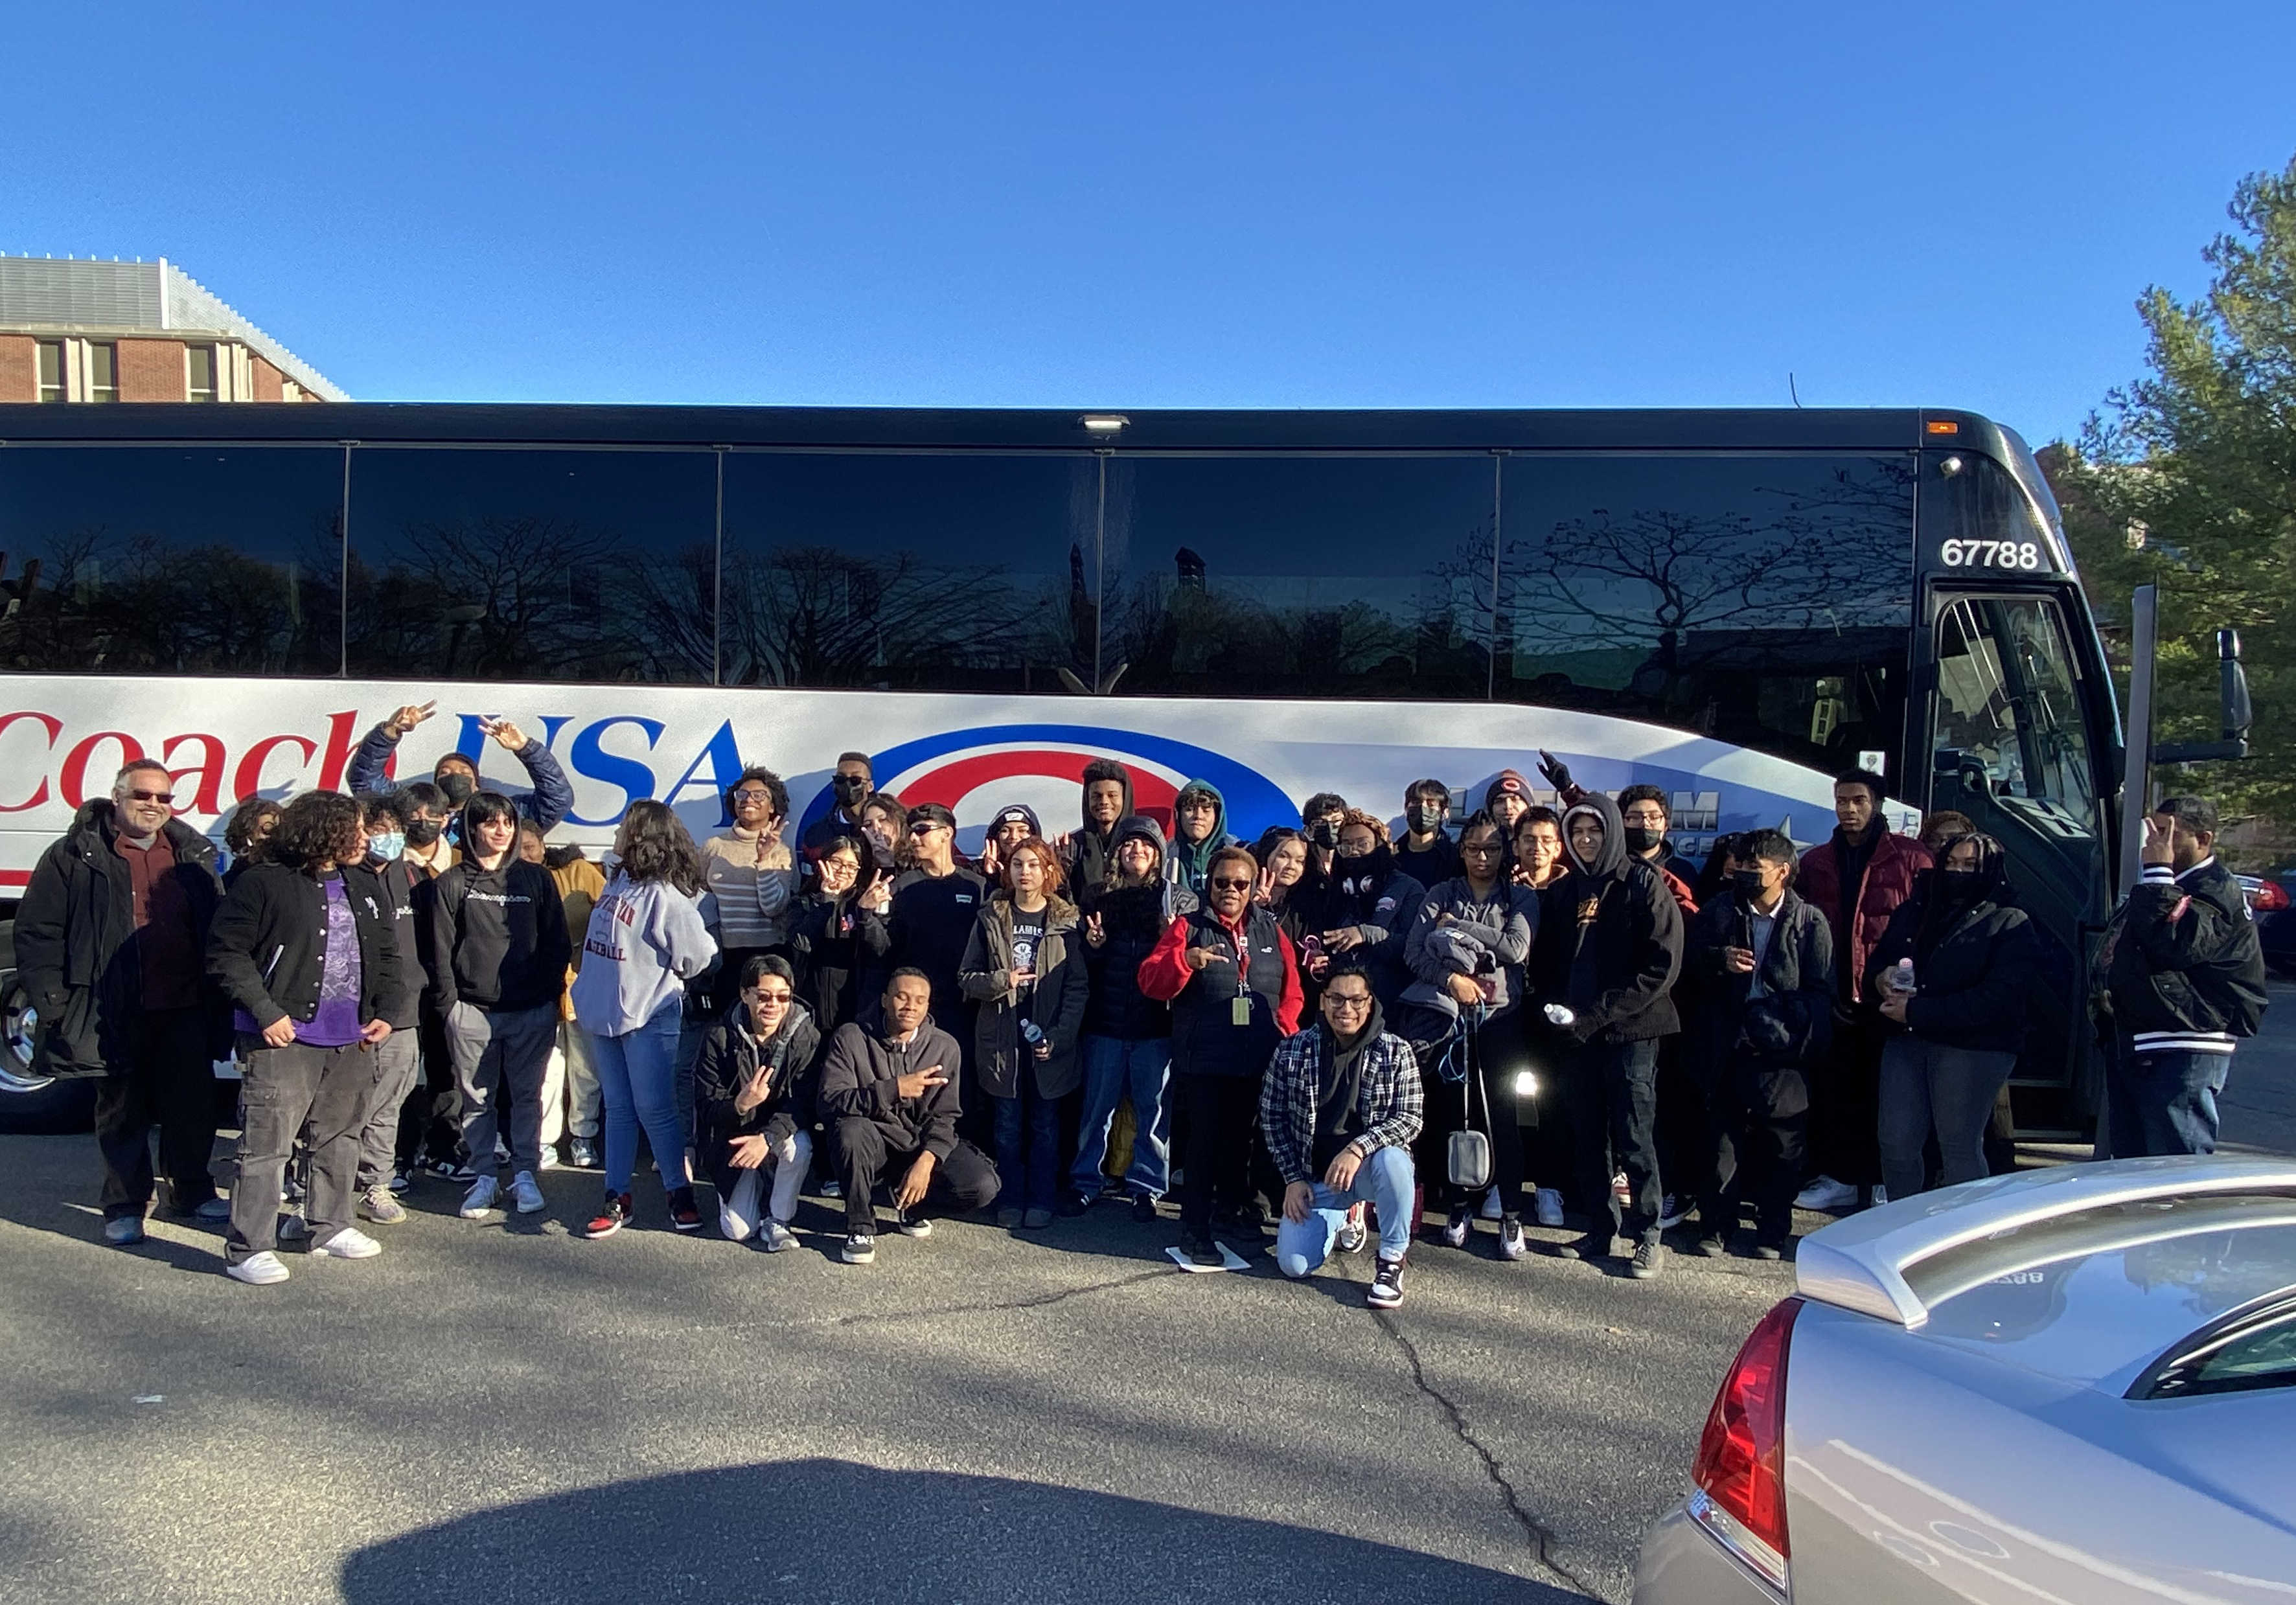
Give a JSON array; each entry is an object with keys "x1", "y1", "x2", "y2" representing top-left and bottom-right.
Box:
[
  {"x1": 2255, "y1": 880, "x2": 2290, "y2": 912},
  {"x1": 1689, "y1": 1295, "x2": 1800, "y2": 1592}
]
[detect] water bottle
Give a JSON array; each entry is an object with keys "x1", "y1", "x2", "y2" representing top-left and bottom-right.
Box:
[
  {"x1": 1020, "y1": 1019, "x2": 1046, "y2": 1051},
  {"x1": 1887, "y1": 959, "x2": 1916, "y2": 996}
]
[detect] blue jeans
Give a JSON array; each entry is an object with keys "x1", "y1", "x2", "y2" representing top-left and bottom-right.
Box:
[
  {"x1": 2106, "y1": 1044, "x2": 2231, "y2": 1158},
  {"x1": 1071, "y1": 1035, "x2": 1173, "y2": 1200},
  {"x1": 1276, "y1": 1144, "x2": 1415, "y2": 1276},
  {"x1": 992, "y1": 1076, "x2": 1062, "y2": 1212},
  {"x1": 591, "y1": 999, "x2": 692, "y2": 1196}
]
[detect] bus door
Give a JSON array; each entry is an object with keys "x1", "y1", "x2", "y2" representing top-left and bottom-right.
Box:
[{"x1": 1920, "y1": 585, "x2": 2113, "y2": 1130}]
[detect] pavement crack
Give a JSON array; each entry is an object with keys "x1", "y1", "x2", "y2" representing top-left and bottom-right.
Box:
[
  {"x1": 1377, "y1": 1310, "x2": 1598, "y2": 1599},
  {"x1": 825, "y1": 1266, "x2": 1174, "y2": 1327}
]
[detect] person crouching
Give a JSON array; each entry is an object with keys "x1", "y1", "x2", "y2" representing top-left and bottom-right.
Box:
[{"x1": 693, "y1": 954, "x2": 819, "y2": 1251}]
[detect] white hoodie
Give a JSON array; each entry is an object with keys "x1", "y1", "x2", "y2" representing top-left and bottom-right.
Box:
[{"x1": 570, "y1": 872, "x2": 718, "y2": 1037}]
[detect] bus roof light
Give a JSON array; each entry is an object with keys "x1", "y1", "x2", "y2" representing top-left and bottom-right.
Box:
[
  {"x1": 1926, "y1": 420, "x2": 1960, "y2": 435},
  {"x1": 1081, "y1": 414, "x2": 1129, "y2": 435}
]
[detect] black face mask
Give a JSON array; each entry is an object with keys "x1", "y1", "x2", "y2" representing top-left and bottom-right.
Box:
[
  {"x1": 1728, "y1": 868, "x2": 1763, "y2": 900},
  {"x1": 1306, "y1": 820, "x2": 1340, "y2": 850},
  {"x1": 832, "y1": 775, "x2": 869, "y2": 806},
  {"x1": 1938, "y1": 868, "x2": 1986, "y2": 902},
  {"x1": 1337, "y1": 845, "x2": 1392, "y2": 894},
  {"x1": 1621, "y1": 825, "x2": 1664, "y2": 856},
  {"x1": 1406, "y1": 804, "x2": 1445, "y2": 835},
  {"x1": 437, "y1": 771, "x2": 475, "y2": 805},
  {"x1": 404, "y1": 817, "x2": 444, "y2": 848}
]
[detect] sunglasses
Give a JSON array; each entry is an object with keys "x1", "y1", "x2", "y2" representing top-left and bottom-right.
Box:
[
  {"x1": 1210, "y1": 876, "x2": 1254, "y2": 892},
  {"x1": 126, "y1": 789, "x2": 175, "y2": 804},
  {"x1": 910, "y1": 820, "x2": 949, "y2": 834},
  {"x1": 750, "y1": 988, "x2": 794, "y2": 1004}
]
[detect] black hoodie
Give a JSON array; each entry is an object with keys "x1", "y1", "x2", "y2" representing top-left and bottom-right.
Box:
[
  {"x1": 1065, "y1": 764, "x2": 1136, "y2": 891},
  {"x1": 1545, "y1": 791, "x2": 1683, "y2": 1042},
  {"x1": 428, "y1": 856, "x2": 573, "y2": 1014}
]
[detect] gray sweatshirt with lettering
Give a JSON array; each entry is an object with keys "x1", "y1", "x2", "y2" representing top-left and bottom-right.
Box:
[{"x1": 569, "y1": 872, "x2": 718, "y2": 1037}]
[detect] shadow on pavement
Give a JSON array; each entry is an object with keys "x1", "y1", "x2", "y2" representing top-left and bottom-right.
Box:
[{"x1": 338, "y1": 1457, "x2": 1589, "y2": 1604}]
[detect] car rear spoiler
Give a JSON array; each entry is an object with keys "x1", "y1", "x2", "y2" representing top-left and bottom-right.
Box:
[{"x1": 1795, "y1": 1156, "x2": 2296, "y2": 1328}]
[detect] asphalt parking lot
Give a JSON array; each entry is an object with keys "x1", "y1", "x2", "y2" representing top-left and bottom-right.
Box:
[{"x1": 7, "y1": 980, "x2": 2291, "y2": 1605}]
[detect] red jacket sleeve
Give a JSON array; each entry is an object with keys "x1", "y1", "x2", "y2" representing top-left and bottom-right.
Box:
[
  {"x1": 1134, "y1": 915, "x2": 1197, "y2": 1003},
  {"x1": 1274, "y1": 929, "x2": 1305, "y2": 1034}
]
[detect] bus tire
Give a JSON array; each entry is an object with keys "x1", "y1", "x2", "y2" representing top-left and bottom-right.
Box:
[{"x1": 0, "y1": 926, "x2": 99, "y2": 1134}]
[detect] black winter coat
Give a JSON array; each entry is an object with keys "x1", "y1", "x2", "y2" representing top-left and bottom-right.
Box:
[
  {"x1": 1539, "y1": 863, "x2": 1684, "y2": 1042},
  {"x1": 787, "y1": 892, "x2": 891, "y2": 1030},
  {"x1": 206, "y1": 862, "x2": 408, "y2": 1032},
  {"x1": 14, "y1": 803, "x2": 227, "y2": 1075},
  {"x1": 2102, "y1": 859, "x2": 2269, "y2": 1050},
  {"x1": 1866, "y1": 880, "x2": 2041, "y2": 1056},
  {"x1": 1307, "y1": 860, "x2": 1427, "y2": 1008},
  {"x1": 1077, "y1": 880, "x2": 1193, "y2": 1041},
  {"x1": 1682, "y1": 891, "x2": 1835, "y2": 1093},
  {"x1": 693, "y1": 1005, "x2": 822, "y2": 1195}
]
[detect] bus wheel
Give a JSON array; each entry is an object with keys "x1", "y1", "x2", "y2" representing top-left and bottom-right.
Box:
[{"x1": 0, "y1": 947, "x2": 97, "y2": 1135}]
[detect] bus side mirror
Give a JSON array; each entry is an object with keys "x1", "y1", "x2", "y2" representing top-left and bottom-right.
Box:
[{"x1": 2152, "y1": 626, "x2": 2252, "y2": 763}]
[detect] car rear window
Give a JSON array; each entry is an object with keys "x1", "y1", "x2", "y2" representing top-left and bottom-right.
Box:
[{"x1": 2135, "y1": 1293, "x2": 2296, "y2": 1400}]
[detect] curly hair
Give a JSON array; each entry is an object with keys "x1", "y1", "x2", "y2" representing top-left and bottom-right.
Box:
[
  {"x1": 224, "y1": 797, "x2": 284, "y2": 861},
  {"x1": 729, "y1": 764, "x2": 789, "y2": 820},
  {"x1": 269, "y1": 790, "x2": 367, "y2": 871},
  {"x1": 1338, "y1": 807, "x2": 1390, "y2": 847},
  {"x1": 614, "y1": 799, "x2": 706, "y2": 894}
]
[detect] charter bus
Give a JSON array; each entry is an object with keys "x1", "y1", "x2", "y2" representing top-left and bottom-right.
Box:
[{"x1": 0, "y1": 403, "x2": 2118, "y2": 1135}]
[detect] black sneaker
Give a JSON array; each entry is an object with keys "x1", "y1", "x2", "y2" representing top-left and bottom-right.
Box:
[
  {"x1": 582, "y1": 1192, "x2": 632, "y2": 1239},
  {"x1": 1554, "y1": 1232, "x2": 1610, "y2": 1261},
  {"x1": 1130, "y1": 1192, "x2": 1159, "y2": 1224},
  {"x1": 1180, "y1": 1231, "x2": 1223, "y2": 1268},
  {"x1": 841, "y1": 1231, "x2": 876, "y2": 1264},
  {"x1": 1630, "y1": 1240, "x2": 1666, "y2": 1280},
  {"x1": 1366, "y1": 1257, "x2": 1406, "y2": 1308},
  {"x1": 667, "y1": 1187, "x2": 703, "y2": 1233},
  {"x1": 893, "y1": 1211, "x2": 933, "y2": 1238},
  {"x1": 1752, "y1": 1238, "x2": 1787, "y2": 1262},
  {"x1": 1057, "y1": 1192, "x2": 1092, "y2": 1218},
  {"x1": 1693, "y1": 1233, "x2": 1728, "y2": 1258}
]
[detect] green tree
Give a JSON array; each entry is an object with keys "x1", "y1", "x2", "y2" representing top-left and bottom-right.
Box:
[{"x1": 2049, "y1": 153, "x2": 2296, "y2": 839}]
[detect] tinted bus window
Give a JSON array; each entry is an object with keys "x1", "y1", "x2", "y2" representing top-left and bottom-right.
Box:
[
  {"x1": 720, "y1": 451, "x2": 1094, "y2": 693},
  {"x1": 1101, "y1": 454, "x2": 1493, "y2": 700},
  {"x1": 0, "y1": 445, "x2": 343, "y2": 676},
  {"x1": 1498, "y1": 453, "x2": 1917, "y2": 781},
  {"x1": 346, "y1": 448, "x2": 715, "y2": 683}
]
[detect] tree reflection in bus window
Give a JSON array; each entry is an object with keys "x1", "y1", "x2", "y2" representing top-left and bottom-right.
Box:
[
  {"x1": 345, "y1": 448, "x2": 716, "y2": 683},
  {"x1": 0, "y1": 446, "x2": 344, "y2": 676},
  {"x1": 1497, "y1": 455, "x2": 1918, "y2": 779},
  {"x1": 1933, "y1": 595, "x2": 2098, "y2": 836}
]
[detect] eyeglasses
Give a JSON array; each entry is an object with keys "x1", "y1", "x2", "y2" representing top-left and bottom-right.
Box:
[
  {"x1": 1209, "y1": 877, "x2": 1254, "y2": 892},
  {"x1": 731, "y1": 790, "x2": 774, "y2": 804},
  {"x1": 1460, "y1": 841, "x2": 1504, "y2": 857},
  {"x1": 126, "y1": 789, "x2": 174, "y2": 804},
  {"x1": 1324, "y1": 992, "x2": 1373, "y2": 1010}
]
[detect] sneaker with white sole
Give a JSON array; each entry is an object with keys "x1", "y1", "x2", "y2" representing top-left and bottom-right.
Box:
[
  {"x1": 509, "y1": 1171, "x2": 546, "y2": 1214},
  {"x1": 1629, "y1": 1239, "x2": 1666, "y2": 1280},
  {"x1": 459, "y1": 1176, "x2": 501, "y2": 1219},
  {"x1": 1366, "y1": 1257, "x2": 1406, "y2": 1308},
  {"x1": 1438, "y1": 1207, "x2": 1471, "y2": 1249},
  {"x1": 387, "y1": 1165, "x2": 415, "y2": 1196},
  {"x1": 103, "y1": 1216, "x2": 146, "y2": 1246},
  {"x1": 314, "y1": 1227, "x2": 383, "y2": 1260},
  {"x1": 566, "y1": 1137, "x2": 599, "y2": 1169},
  {"x1": 759, "y1": 1219, "x2": 798, "y2": 1253},
  {"x1": 538, "y1": 1144, "x2": 560, "y2": 1171},
  {"x1": 1336, "y1": 1205, "x2": 1368, "y2": 1254},
  {"x1": 842, "y1": 1231, "x2": 876, "y2": 1264},
  {"x1": 193, "y1": 1196, "x2": 233, "y2": 1224},
  {"x1": 1532, "y1": 1187, "x2": 1566, "y2": 1228},
  {"x1": 1793, "y1": 1174, "x2": 1859, "y2": 1212},
  {"x1": 583, "y1": 1193, "x2": 632, "y2": 1238},
  {"x1": 226, "y1": 1251, "x2": 290, "y2": 1284},
  {"x1": 1657, "y1": 1192, "x2": 1692, "y2": 1230},
  {"x1": 1611, "y1": 1170, "x2": 1631, "y2": 1206},
  {"x1": 1498, "y1": 1217, "x2": 1527, "y2": 1260},
  {"x1": 360, "y1": 1187, "x2": 407, "y2": 1225},
  {"x1": 1478, "y1": 1187, "x2": 1504, "y2": 1221},
  {"x1": 894, "y1": 1211, "x2": 933, "y2": 1238}
]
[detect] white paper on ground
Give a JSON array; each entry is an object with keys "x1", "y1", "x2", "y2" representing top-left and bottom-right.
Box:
[{"x1": 1164, "y1": 1241, "x2": 1252, "y2": 1273}]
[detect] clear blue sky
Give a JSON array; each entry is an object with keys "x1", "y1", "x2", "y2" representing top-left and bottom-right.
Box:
[{"x1": 9, "y1": 3, "x2": 2293, "y2": 444}]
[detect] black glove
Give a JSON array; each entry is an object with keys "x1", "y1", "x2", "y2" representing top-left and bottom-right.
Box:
[{"x1": 1537, "y1": 749, "x2": 1573, "y2": 793}]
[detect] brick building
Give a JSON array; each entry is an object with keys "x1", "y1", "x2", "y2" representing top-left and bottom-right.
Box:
[{"x1": 0, "y1": 255, "x2": 346, "y2": 403}]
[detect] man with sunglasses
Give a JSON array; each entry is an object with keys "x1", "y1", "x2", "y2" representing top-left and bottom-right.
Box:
[
  {"x1": 888, "y1": 802, "x2": 989, "y2": 1134},
  {"x1": 16, "y1": 760, "x2": 230, "y2": 1244}
]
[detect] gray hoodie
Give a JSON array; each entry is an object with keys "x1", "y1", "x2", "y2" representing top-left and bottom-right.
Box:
[{"x1": 569, "y1": 872, "x2": 718, "y2": 1037}]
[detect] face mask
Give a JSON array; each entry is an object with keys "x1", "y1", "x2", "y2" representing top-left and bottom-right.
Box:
[
  {"x1": 1728, "y1": 868, "x2": 1763, "y2": 900},
  {"x1": 1938, "y1": 868, "x2": 1984, "y2": 901},
  {"x1": 438, "y1": 771, "x2": 475, "y2": 804},
  {"x1": 1307, "y1": 820, "x2": 1340, "y2": 850},
  {"x1": 368, "y1": 832, "x2": 406, "y2": 862},
  {"x1": 404, "y1": 817, "x2": 444, "y2": 848},
  {"x1": 1406, "y1": 804, "x2": 1444, "y2": 835},
  {"x1": 1621, "y1": 825, "x2": 1664, "y2": 855},
  {"x1": 833, "y1": 775, "x2": 869, "y2": 806}
]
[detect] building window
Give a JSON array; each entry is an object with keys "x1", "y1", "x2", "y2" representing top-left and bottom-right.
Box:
[
  {"x1": 86, "y1": 342, "x2": 118, "y2": 403},
  {"x1": 186, "y1": 344, "x2": 217, "y2": 403},
  {"x1": 36, "y1": 340, "x2": 65, "y2": 403}
]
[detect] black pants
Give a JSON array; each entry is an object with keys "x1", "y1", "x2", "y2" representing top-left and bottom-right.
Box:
[
  {"x1": 1698, "y1": 1053, "x2": 1809, "y2": 1244},
  {"x1": 1429, "y1": 1013, "x2": 1528, "y2": 1216},
  {"x1": 1653, "y1": 1034, "x2": 1710, "y2": 1208},
  {"x1": 1809, "y1": 1006, "x2": 1885, "y2": 1189},
  {"x1": 227, "y1": 1040, "x2": 378, "y2": 1262},
  {"x1": 1563, "y1": 1036, "x2": 1663, "y2": 1245},
  {"x1": 827, "y1": 1115, "x2": 1000, "y2": 1233},
  {"x1": 93, "y1": 1006, "x2": 218, "y2": 1220},
  {"x1": 395, "y1": 1004, "x2": 461, "y2": 1168},
  {"x1": 1178, "y1": 1072, "x2": 1262, "y2": 1233}
]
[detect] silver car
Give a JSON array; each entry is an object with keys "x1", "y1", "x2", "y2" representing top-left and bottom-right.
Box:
[{"x1": 1633, "y1": 1155, "x2": 2296, "y2": 1603}]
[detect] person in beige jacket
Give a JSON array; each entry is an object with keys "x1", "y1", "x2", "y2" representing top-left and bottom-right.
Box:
[{"x1": 701, "y1": 766, "x2": 799, "y2": 1013}]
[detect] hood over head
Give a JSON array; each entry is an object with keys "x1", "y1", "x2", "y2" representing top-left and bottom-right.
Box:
[
  {"x1": 1113, "y1": 813, "x2": 1167, "y2": 858},
  {"x1": 991, "y1": 802, "x2": 1042, "y2": 839},
  {"x1": 1561, "y1": 791, "x2": 1628, "y2": 881},
  {"x1": 1169, "y1": 777, "x2": 1228, "y2": 881}
]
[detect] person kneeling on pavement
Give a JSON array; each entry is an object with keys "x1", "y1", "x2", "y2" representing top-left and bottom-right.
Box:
[
  {"x1": 1263, "y1": 963, "x2": 1422, "y2": 1309},
  {"x1": 206, "y1": 790, "x2": 405, "y2": 1285},
  {"x1": 818, "y1": 968, "x2": 1000, "y2": 1265},
  {"x1": 693, "y1": 954, "x2": 819, "y2": 1251}
]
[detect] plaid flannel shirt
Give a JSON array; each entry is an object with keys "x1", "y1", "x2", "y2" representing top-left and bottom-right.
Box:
[{"x1": 1259, "y1": 1024, "x2": 1424, "y2": 1186}]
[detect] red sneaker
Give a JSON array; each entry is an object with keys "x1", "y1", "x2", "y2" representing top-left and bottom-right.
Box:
[
  {"x1": 668, "y1": 1187, "x2": 703, "y2": 1233},
  {"x1": 582, "y1": 1192, "x2": 632, "y2": 1239}
]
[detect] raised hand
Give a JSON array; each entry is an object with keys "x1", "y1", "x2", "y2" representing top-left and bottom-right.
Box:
[{"x1": 389, "y1": 701, "x2": 438, "y2": 736}]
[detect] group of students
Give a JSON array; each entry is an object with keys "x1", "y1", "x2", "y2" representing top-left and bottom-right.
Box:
[{"x1": 21, "y1": 703, "x2": 2267, "y2": 1303}]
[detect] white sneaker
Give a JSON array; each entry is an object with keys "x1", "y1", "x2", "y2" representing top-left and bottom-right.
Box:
[
  {"x1": 1611, "y1": 1170, "x2": 1631, "y2": 1205},
  {"x1": 538, "y1": 1144, "x2": 561, "y2": 1171},
  {"x1": 227, "y1": 1251, "x2": 290, "y2": 1284},
  {"x1": 760, "y1": 1219, "x2": 798, "y2": 1253},
  {"x1": 459, "y1": 1176, "x2": 501, "y2": 1218},
  {"x1": 1794, "y1": 1175, "x2": 1859, "y2": 1212},
  {"x1": 509, "y1": 1171, "x2": 546, "y2": 1214},
  {"x1": 314, "y1": 1227, "x2": 382, "y2": 1259},
  {"x1": 1478, "y1": 1187, "x2": 1504, "y2": 1221},
  {"x1": 1533, "y1": 1187, "x2": 1566, "y2": 1228}
]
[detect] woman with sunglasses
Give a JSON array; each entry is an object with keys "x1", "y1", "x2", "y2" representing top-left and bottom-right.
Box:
[
  {"x1": 1138, "y1": 843, "x2": 1304, "y2": 1266},
  {"x1": 693, "y1": 953, "x2": 820, "y2": 1250}
]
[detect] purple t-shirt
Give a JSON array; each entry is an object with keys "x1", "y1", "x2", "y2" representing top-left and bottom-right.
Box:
[{"x1": 298, "y1": 874, "x2": 364, "y2": 1047}]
